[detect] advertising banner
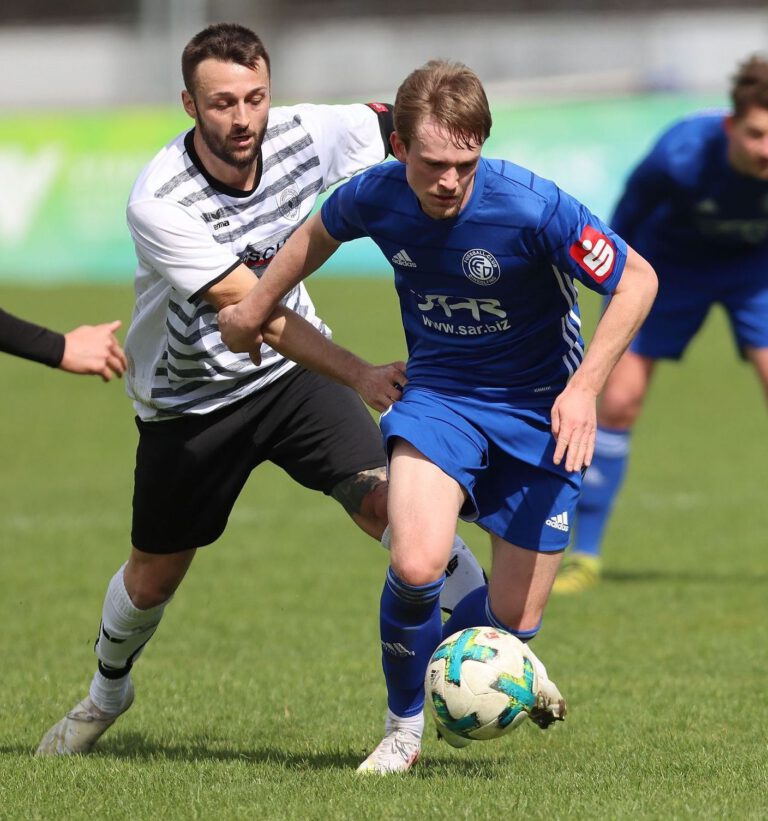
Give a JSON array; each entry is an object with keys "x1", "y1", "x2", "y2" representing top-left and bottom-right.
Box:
[{"x1": 0, "y1": 94, "x2": 719, "y2": 282}]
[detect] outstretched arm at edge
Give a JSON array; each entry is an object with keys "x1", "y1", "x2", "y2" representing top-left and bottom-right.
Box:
[{"x1": 0, "y1": 308, "x2": 127, "y2": 381}]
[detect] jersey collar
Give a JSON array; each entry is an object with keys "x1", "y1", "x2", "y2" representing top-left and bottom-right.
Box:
[{"x1": 184, "y1": 129, "x2": 263, "y2": 199}]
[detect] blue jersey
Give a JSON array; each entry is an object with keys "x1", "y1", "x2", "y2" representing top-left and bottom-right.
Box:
[
  {"x1": 321, "y1": 157, "x2": 626, "y2": 404},
  {"x1": 612, "y1": 111, "x2": 768, "y2": 265}
]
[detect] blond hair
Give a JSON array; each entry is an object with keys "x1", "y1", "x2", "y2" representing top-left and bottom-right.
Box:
[{"x1": 394, "y1": 60, "x2": 492, "y2": 149}]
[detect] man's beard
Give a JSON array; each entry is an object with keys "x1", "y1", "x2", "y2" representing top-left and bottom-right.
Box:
[{"x1": 197, "y1": 117, "x2": 263, "y2": 170}]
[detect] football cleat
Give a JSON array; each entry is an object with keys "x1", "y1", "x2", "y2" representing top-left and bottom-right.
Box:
[
  {"x1": 35, "y1": 679, "x2": 134, "y2": 756},
  {"x1": 523, "y1": 646, "x2": 567, "y2": 730},
  {"x1": 552, "y1": 554, "x2": 601, "y2": 595},
  {"x1": 356, "y1": 726, "x2": 422, "y2": 774}
]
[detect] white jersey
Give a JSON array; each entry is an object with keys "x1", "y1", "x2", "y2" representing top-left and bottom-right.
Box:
[{"x1": 125, "y1": 103, "x2": 388, "y2": 420}]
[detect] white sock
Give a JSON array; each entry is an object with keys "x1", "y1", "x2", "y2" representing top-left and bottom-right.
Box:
[
  {"x1": 89, "y1": 669, "x2": 131, "y2": 715},
  {"x1": 385, "y1": 708, "x2": 425, "y2": 738},
  {"x1": 89, "y1": 563, "x2": 169, "y2": 713},
  {"x1": 440, "y1": 535, "x2": 487, "y2": 613}
]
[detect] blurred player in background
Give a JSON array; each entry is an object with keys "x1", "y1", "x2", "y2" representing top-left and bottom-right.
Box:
[
  {"x1": 0, "y1": 309, "x2": 126, "y2": 380},
  {"x1": 219, "y1": 59, "x2": 657, "y2": 773},
  {"x1": 556, "y1": 54, "x2": 768, "y2": 593},
  {"x1": 36, "y1": 23, "x2": 485, "y2": 757}
]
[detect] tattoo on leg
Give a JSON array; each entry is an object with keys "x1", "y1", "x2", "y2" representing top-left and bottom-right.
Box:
[{"x1": 331, "y1": 468, "x2": 386, "y2": 516}]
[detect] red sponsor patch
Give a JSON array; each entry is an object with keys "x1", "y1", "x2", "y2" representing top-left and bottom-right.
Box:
[
  {"x1": 366, "y1": 102, "x2": 389, "y2": 113},
  {"x1": 569, "y1": 226, "x2": 616, "y2": 283}
]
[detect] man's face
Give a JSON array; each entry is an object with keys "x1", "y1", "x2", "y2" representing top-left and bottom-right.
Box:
[
  {"x1": 391, "y1": 118, "x2": 482, "y2": 220},
  {"x1": 726, "y1": 105, "x2": 768, "y2": 180},
  {"x1": 183, "y1": 58, "x2": 271, "y2": 172}
]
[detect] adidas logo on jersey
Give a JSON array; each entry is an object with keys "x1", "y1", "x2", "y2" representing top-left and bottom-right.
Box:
[
  {"x1": 545, "y1": 512, "x2": 570, "y2": 532},
  {"x1": 391, "y1": 249, "x2": 417, "y2": 267},
  {"x1": 381, "y1": 641, "x2": 416, "y2": 657}
]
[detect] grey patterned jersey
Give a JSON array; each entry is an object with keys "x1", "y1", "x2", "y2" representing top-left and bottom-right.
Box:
[{"x1": 124, "y1": 103, "x2": 388, "y2": 420}]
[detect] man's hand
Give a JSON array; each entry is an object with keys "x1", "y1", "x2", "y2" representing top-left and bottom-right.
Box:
[
  {"x1": 550, "y1": 380, "x2": 598, "y2": 472},
  {"x1": 60, "y1": 321, "x2": 128, "y2": 382},
  {"x1": 218, "y1": 303, "x2": 265, "y2": 355},
  {"x1": 352, "y1": 361, "x2": 407, "y2": 412}
]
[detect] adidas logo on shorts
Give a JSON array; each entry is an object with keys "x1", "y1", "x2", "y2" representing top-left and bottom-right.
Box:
[{"x1": 545, "y1": 512, "x2": 570, "y2": 532}]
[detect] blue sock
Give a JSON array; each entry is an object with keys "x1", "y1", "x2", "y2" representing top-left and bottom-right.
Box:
[
  {"x1": 441, "y1": 584, "x2": 487, "y2": 640},
  {"x1": 380, "y1": 568, "x2": 444, "y2": 717},
  {"x1": 442, "y1": 585, "x2": 541, "y2": 642},
  {"x1": 573, "y1": 426, "x2": 631, "y2": 558}
]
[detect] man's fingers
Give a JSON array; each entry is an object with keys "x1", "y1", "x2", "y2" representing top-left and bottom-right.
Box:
[{"x1": 107, "y1": 354, "x2": 126, "y2": 377}]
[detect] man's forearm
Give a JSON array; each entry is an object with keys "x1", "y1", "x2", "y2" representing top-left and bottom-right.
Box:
[
  {"x1": 572, "y1": 262, "x2": 657, "y2": 395},
  {"x1": 262, "y1": 306, "x2": 369, "y2": 390}
]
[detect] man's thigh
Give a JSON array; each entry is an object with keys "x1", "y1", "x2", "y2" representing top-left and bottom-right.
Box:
[
  {"x1": 630, "y1": 264, "x2": 715, "y2": 360},
  {"x1": 475, "y1": 405, "x2": 580, "y2": 552},
  {"x1": 723, "y1": 275, "x2": 768, "y2": 352},
  {"x1": 266, "y1": 367, "x2": 386, "y2": 493},
  {"x1": 132, "y1": 367, "x2": 385, "y2": 553}
]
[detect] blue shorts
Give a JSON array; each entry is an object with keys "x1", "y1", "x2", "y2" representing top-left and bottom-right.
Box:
[
  {"x1": 630, "y1": 255, "x2": 768, "y2": 360},
  {"x1": 379, "y1": 388, "x2": 582, "y2": 552}
]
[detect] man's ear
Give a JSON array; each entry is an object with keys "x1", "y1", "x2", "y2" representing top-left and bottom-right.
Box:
[
  {"x1": 390, "y1": 132, "x2": 407, "y2": 163},
  {"x1": 182, "y1": 90, "x2": 196, "y2": 121}
]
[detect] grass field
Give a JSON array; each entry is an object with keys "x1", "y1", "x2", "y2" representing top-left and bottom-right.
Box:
[{"x1": 0, "y1": 281, "x2": 766, "y2": 820}]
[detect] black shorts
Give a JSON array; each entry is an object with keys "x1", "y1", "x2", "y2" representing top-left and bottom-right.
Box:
[{"x1": 131, "y1": 366, "x2": 386, "y2": 553}]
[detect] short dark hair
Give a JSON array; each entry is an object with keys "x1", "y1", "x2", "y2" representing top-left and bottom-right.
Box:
[
  {"x1": 394, "y1": 60, "x2": 492, "y2": 150},
  {"x1": 181, "y1": 23, "x2": 271, "y2": 95},
  {"x1": 730, "y1": 55, "x2": 768, "y2": 119}
]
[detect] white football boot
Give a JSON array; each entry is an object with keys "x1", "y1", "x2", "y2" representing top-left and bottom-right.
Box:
[
  {"x1": 522, "y1": 646, "x2": 567, "y2": 729},
  {"x1": 35, "y1": 679, "x2": 134, "y2": 756},
  {"x1": 356, "y1": 713, "x2": 422, "y2": 774}
]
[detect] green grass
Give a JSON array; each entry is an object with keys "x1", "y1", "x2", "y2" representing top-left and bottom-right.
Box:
[{"x1": 0, "y1": 281, "x2": 766, "y2": 820}]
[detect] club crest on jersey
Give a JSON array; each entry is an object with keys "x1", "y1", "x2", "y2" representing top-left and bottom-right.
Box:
[
  {"x1": 278, "y1": 187, "x2": 300, "y2": 221},
  {"x1": 569, "y1": 226, "x2": 616, "y2": 282},
  {"x1": 462, "y1": 248, "x2": 500, "y2": 286}
]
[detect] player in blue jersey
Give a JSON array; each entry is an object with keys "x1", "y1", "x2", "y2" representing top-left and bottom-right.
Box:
[
  {"x1": 555, "y1": 54, "x2": 768, "y2": 594},
  {"x1": 219, "y1": 60, "x2": 657, "y2": 773}
]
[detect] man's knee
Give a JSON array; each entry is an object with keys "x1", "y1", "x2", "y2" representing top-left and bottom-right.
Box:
[
  {"x1": 124, "y1": 547, "x2": 195, "y2": 609},
  {"x1": 331, "y1": 467, "x2": 388, "y2": 539},
  {"x1": 598, "y1": 353, "x2": 655, "y2": 429}
]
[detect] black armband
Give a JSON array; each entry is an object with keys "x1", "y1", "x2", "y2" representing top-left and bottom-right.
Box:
[
  {"x1": 366, "y1": 102, "x2": 395, "y2": 157},
  {"x1": 0, "y1": 308, "x2": 65, "y2": 367}
]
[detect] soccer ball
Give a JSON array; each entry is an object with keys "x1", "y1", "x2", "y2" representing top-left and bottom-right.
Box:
[{"x1": 425, "y1": 626, "x2": 537, "y2": 741}]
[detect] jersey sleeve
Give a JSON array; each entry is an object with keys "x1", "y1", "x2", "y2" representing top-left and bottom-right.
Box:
[
  {"x1": 534, "y1": 183, "x2": 628, "y2": 295},
  {"x1": 127, "y1": 198, "x2": 241, "y2": 300},
  {"x1": 319, "y1": 174, "x2": 370, "y2": 242},
  {"x1": 610, "y1": 136, "x2": 675, "y2": 243},
  {"x1": 295, "y1": 103, "x2": 390, "y2": 189},
  {"x1": 0, "y1": 308, "x2": 64, "y2": 366}
]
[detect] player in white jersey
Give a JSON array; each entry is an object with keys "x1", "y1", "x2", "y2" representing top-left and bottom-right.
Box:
[{"x1": 36, "y1": 23, "x2": 485, "y2": 757}]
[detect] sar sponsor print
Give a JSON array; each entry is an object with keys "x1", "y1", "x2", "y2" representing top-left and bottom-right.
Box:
[{"x1": 415, "y1": 292, "x2": 510, "y2": 337}]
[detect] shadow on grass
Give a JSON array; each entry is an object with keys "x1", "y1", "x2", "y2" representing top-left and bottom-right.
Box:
[
  {"x1": 602, "y1": 568, "x2": 768, "y2": 585},
  {"x1": 8, "y1": 735, "x2": 502, "y2": 777}
]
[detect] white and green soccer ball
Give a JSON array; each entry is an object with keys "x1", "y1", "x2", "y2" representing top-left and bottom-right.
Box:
[{"x1": 425, "y1": 626, "x2": 537, "y2": 741}]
